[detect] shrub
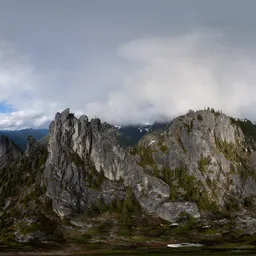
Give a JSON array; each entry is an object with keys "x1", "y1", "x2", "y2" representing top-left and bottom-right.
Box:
[
  {"x1": 215, "y1": 137, "x2": 238, "y2": 161},
  {"x1": 184, "y1": 121, "x2": 193, "y2": 133},
  {"x1": 177, "y1": 136, "x2": 187, "y2": 153},
  {"x1": 160, "y1": 144, "x2": 168, "y2": 154},
  {"x1": 38, "y1": 148, "x2": 48, "y2": 168},
  {"x1": 198, "y1": 156, "x2": 211, "y2": 173},
  {"x1": 69, "y1": 151, "x2": 84, "y2": 167},
  {"x1": 137, "y1": 146, "x2": 155, "y2": 167},
  {"x1": 197, "y1": 114, "x2": 203, "y2": 121}
]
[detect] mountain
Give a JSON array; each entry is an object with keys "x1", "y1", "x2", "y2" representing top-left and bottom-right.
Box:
[
  {"x1": 0, "y1": 108, "x2": 255, "y2": 252},
  {"x1": 116, "y1": 122, "x2": 169, "y2": 148},
  {"x1": 0, "y1": 129, "x2": 48, "y2": 152},
  {"x1": 0, "y1": 135, "x2": 21, "y2": 169},
  {"x1": 137, "y1": 109, "x2": 256, "y2": 211}
]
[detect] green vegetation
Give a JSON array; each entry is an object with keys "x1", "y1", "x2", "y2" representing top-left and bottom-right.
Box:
[
  {"x1": 120, "y1": 187, "x2": 141, "y2": 231},
  {"x1": 160, "y1": 166, "x2": 174, "y2": 185},
  {"x1": 0, "y1": 146, "x2": 48, "y2": 207},
  {"x1": 238, "y1": 168, "x2": 256, "y2": 181},
  {"x1": 130, "y1": 146, "x2": 155, "y2": 167},
  {"x1": 230, "y1": 117, "x2": 256, "y2": 150},
  {"x1": 210, "y1": 108, "x2": 222, "y2": 116},
  {"x1": 197, "y1": 192, "x2": 218, "y2": 211},
  {"x1": 173, "y1": 168, "x2": 213, "y2": 209},
  {"x1": 0, "y1": 129, "x2": 48, "y2": 152},
  {"x1": 243, "y1": 196, "x2": 255, "y2": 207},
  {"x1": 151, "y1": 164, "x2": 218, "y2": 211},
  {"x1": 215, "y1": 136, "x2": 238, "y2": 162},
  {"x1": 86, "y1": 166, "x2": 106, "y2": 190},
  {"x1": 198, "y1": 155, "x2": 211, "y2": 173},
  {"x1": 177, "y1": 136, "x2": 187, "y2": 153},
  {"x1": 230, "y1": 118, "x2": 256, "y2": 139},
  {"x1": 0, "y1": 144, "x2": 51, "y2": 243},
  {"x1": 184, "y1": 120, "x2": 194, "y2": 133},
  {"x1": 204, "y1": 107, "x2": 223, "y2": 117},
  {"x1": 38, "y1": 147, "x2": 48, "y2": 167},
  {"x1": 214, "y1": 136, "x2": 256, "y2": 181},
  {"x1": 190, "y1": 119, "x2": 194, "y2": 130},
  {"x1": 224, "y1": 195, "x2": 241, "y2": 212},
  {"x1": 159, "y1": 144, "x2": 168, "y2": 154},
  {"x1": 81, "y1": 186, "x2": 142, "y2": 234},
  {"x1": 70, "y1": 151, "x2": 107, "y2": 190},
  {"x1": 197, "y1": 114, "x2": 203, "y2": 121},
  {"x1": 69, "y1": 151, "x2": 84, "y2": 167},
  {"x1": 172, "y1": 214, "x2": 196, "y2": 235}
]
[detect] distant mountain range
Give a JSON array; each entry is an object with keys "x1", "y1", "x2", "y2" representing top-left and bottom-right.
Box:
[
  {"x1": 116, "y1": 122, "x2": 169, "y2": 148},
  {"x1": 0, "y1": 129, "x2": 48, "y2": 151},
  {"x1": 0, "y1": 123, "x2": 169, "y2": 152},
  {"x1": 0, "y1": 122, "x2": 168, "y2": 152}
]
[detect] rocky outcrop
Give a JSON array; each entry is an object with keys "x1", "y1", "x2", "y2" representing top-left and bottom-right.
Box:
[
  {"x1": 44, "y1": 109, "x2": 197, "y2": 221},
  {"x1": 1, "y1": 108, "x2": 256, "y2": 248},
  {"x1": 156, "y1": 202, "x2": 200, "y2": 222},
  {"x1": 25, "y1": 136, "x2": 38, "y2": 157},
  {"x1": 0, "y1": 135, "x2": 21, "y2": 169},
  {"x1": 139, "y1": 109, "x2": 256, "y2": 209}
]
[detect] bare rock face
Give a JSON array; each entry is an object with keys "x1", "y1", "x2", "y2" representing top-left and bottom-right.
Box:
[
  {"x1": 44, "y1": 109, "x2": 198, "y2": 221},
  {"x1": 139, "y1": 110, "x2": 256, "y2": 209},
  {"x1": 3, "y1": 108, "x2": 255, "y2": 245},
  {"x1": 0, "y1": 135, "x2": 21, "y2": 169},
  {"x1": 25, "y1": 136, "x2": 38, "y2": 157},
  {"x1": 156, "y1": 202, "x2": 200, "y2": 222}
]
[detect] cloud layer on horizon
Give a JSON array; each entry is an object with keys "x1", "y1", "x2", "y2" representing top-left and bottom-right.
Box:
[{"x1": 1, "y1": 30, "x2": 256, "y2": 129}]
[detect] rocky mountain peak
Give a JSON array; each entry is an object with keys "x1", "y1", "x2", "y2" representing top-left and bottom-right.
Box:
[
  {"x1": 137, "y1": 108, "x2": 256, "y2": 209},
  {"x1": 0, "y1": 108, "x2": 255, "y2": 249},
  {"x1": 0, "y1": 135, "x2": 21, "y2": 169},
  {"x1": 25, "y1": 136, "x2": 38, "y2": 157},
  {"x1": 43, "y1": 109, "x2": 199, "y2": 221}
]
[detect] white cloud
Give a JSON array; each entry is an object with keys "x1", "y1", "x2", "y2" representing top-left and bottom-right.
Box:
[
  {"x1": 0, "y1": 110, "x2": 44, "y2": 130},
  {"x1": 1, "y1": 30, "x2": 256, "y2": 129},
  {"x1": 84, "y1": 30, "x2": 256, "y2": 124},
  {"x1": 0, "y1": 42, "x2": 61, "y2": 129}
]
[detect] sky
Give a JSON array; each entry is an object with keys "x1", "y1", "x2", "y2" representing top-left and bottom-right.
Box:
[{"x1": 1, "y1": 0, "x2": 256, "y2": 129}]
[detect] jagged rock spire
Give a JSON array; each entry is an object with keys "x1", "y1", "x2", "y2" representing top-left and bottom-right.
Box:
[{"x1": 0, "y1": 135, "x2": 21, "y2": 169}]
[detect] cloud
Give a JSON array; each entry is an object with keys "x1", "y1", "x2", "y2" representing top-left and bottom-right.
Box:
[
  {"x1": 84, "y1": 30, "x2": 256, "y2": 124},
  {"x1": 1, "y1": 29, "x2": 256, "y2": 129},
  {"x1": 0, "y1": 110, "x2": 47, "y2": 130},
  {"x1": 0, "y1": 41, "x2": 59, "y2": 129}
]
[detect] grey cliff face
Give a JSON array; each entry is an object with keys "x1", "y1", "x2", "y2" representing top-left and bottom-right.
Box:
[
  {"x1": 44, "y1": 108, "x2": 199, "y2": 221},
  {"x1": 25, "y1": 136, "x2": 38, "y2": 157},
  {"x1": 1, "y1": 108, "x2": 256, "y2": 247},
  {"x1": 156, "y1": 202, "x2": 200, "y2": 222},
  {"x1": 44, "y1": 108, "x2": 124, "y2": 217},
  {"x1": 0, "y1": 135, "x2": 21, "y2": 169},
  {"x1": 139, "y1": 110, "x2": 256, "y2": 208}
]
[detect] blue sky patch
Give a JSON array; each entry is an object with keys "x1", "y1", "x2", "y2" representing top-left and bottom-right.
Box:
[{"x1": 0, "y1": 102, "x2": 15, "y2": 113}]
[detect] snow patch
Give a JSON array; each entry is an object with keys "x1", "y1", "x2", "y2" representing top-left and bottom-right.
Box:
[
  {"x1": 170, "y1": 223, "x2": 179, "y2": 227},
  {"x1": 167, "y1": 243, "x2": 204, "y2": 248},
  {"x1": 148, "y1": 140, "x2": 155, "y2": 146}
]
